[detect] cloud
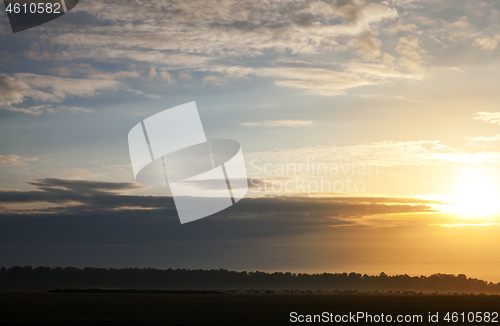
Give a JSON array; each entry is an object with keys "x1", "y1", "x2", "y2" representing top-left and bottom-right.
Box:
[
  {"x1": 246, "y1": 140, "x2": 500, "y2": 167},
  {"x1": 3, "y1": 104, "x2": 92, "y2": 115},
  {"x1": 22, "y1": 43, "x2": 72, "y2": 61},
  {"x1": 19, "y1": 0, "x2": 500, "y2": 99},
  {"x1": 242, "y1": 120, "x2": 314, "y2": 128},
  {"x1": 28, "y1": 178, "x2": 143, "y2": 195},
  {"x1": 474, "y1": 112, "x2": 500, "y2": 124},
  {"x1": 465, "y1": 134, "x2": 500, "y2": 142},
  {"x1": 148, "y1": 67, "x2": 175, "y2": 84},
  {"x1": 0, "y1": 74, "x2": 56, "y2": 109},
  {"x1": 23, "y1": 48, "x2": 71, "y2": 61},
  {"x1": 464, "y1": 134, "x2": 500, "y2": 148},
  {"x1": 385, "y1": 23, "x2": 418, "y2": 34},
  {"x1": 347, "y1": 35, "x2": 383, "y2": 62},
  {"x1": 346, "y1": 62, "x2": 422, "y2": 79},
  {"x1": 51, "y1": 63, "x2": 98, "y2": 77},
  {"x1": 63, "y1": 0, "x2": 397, "y2": 57},
  {"x1": 51, "y1": 105, "x2": 93, "y2": 113},
  {"x1": 451, "y1": 16, "x2": 470, "y2": 29},
  {"x1": 8, "y1": 0, "x2": 500, "y2": 99},
  {"x1": 201, "y1": 69, "x2": 251, "y2": 88},
  {"x1": 0, "y1": 178, "x2": 439, "y2": 270},
  {"x1": 0, "y1": 178, "x2": 492, "y2": 276},
  {"x1": 197, "y1": 59, "x2": 421, "y2": 96},
  {"x1": 258, "y1": 67, "x2": 373, "y2": 96},
  {"x1": 14, "y1": 73, "x2": 123, "y2": 99},
  {"x1": 0, "y1": 178, "x2": 148, "y2": 212},
  {"x1": 0, "y1": 178, "x2": 443, "y2": 278},
  {"x1": 178, "y1": 71, "x2": 193, "y2": 81},
  {"x1": 0, "y1": 155, "x2": 39, "y2": 167},
  {"x1": 394, "y1": 96, "x2": 418, "y2": 102},
  {"x1": 0, "y1": 178, "x2": 437, "y2": 220},
  {"x1": 203, "y1": 76, "x2": 229, "y2": 87},
  {"x1": 473, "y1": 36, "x2": 499, "y2": 52},
  {"x1": 90, "y1": 70, "x2": 142, "y2": 81},
  {"x1": 0, "y1": 73, "x2": 124, "y2": 114},
  {"x1": 395, "y1": 35, "x2": 426, "y2": 70},
  {"x1": 28, "y1": 0, "x2": 400, "y2": 95}
]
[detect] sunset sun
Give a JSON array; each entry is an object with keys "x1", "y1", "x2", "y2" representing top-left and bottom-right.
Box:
[{"x1": 453, "y1": 172, "x2": 500, "y2": 218}]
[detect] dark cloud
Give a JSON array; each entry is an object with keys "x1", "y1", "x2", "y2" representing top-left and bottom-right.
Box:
[
  {"x1": 0, "y1": 178, "x2": 439, "y2": 216},
  {"x1": 0, "y1": 177, "x2": 439, "y2": 231},
  {"x1": 0, "y1": 178, "x2": 440, "y2": 268},
  {"x1": 0, "y1": 178, "x2": 153, "y2": 209},
  {"x1": 28, "y1": 178, "x2": 143, "y2": 194}
]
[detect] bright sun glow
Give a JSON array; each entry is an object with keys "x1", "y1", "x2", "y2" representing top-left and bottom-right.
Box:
[{"x1": 452, "y1": 172, "x2": 500, "y2": 217}]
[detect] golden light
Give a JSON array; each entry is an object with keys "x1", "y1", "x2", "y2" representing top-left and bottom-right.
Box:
[{"x1": 452, "y1": 171, "x2": 500, "y2": 218}]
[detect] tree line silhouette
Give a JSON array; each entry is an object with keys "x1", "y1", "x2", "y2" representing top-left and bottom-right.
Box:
[{"x1": 1, "y1": 266, "x2": 499, "y2": 293}]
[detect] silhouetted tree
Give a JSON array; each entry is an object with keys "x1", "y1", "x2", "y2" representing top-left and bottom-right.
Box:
[{"x1": 0, "y1": 266, "x2": 499, "y2": 293}]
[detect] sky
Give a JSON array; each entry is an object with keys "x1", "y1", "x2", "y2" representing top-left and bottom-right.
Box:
[{"x1": 2, "y1": 0, "x2": 500, "y2": 281}]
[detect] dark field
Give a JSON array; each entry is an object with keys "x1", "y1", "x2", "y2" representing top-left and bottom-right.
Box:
[{"x1": 1, "y1": 292, "x2": 500, "y2": 325}]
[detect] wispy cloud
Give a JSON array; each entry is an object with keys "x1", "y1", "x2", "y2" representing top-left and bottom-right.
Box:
[
  {"x1": 465, "y1": 134, "x2": 500, "y2": 142},
  {"x1": 475, "y1": 112, "x2": 500, "y2": 124},
  {"x1": 258, "y1": 67, "x2": 373, "y2": 96},
  {"x1": 5, "y1": 0, "x2": 500, "y2": 101},
  {"x1": 148, "y1": 67, "x2": 175, "y2": 84},
  {"x1": 15, "y1": 73, "x2": 123, "y2": 99},
  {"x1": 22, "y1": 0, "x2": 403, "y2": 96},
  {"x1": 62, "y1": 0, "x2": 397, "y2": 58},
  {"x1": 242, "y1": 120, "x2": 313, "y2": 128},
  {"x1": 89, "y1": 70, "x2": 142, "y2": 81},
  {"x1": 395, "y1": 35, "x2": 427, "y2": 71},
  {"x1": 0, "y1": 73, "x2": 123, "y2": 115},
  {"x1": 246, "y1": 140, "x2": 500, "y2": 166},
  {"x1": 0, "y1": 155, "x2": 39, "y2": 167},
  {"x1": 473, "y1": 36, "x2": 500, "y2": 52}
]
